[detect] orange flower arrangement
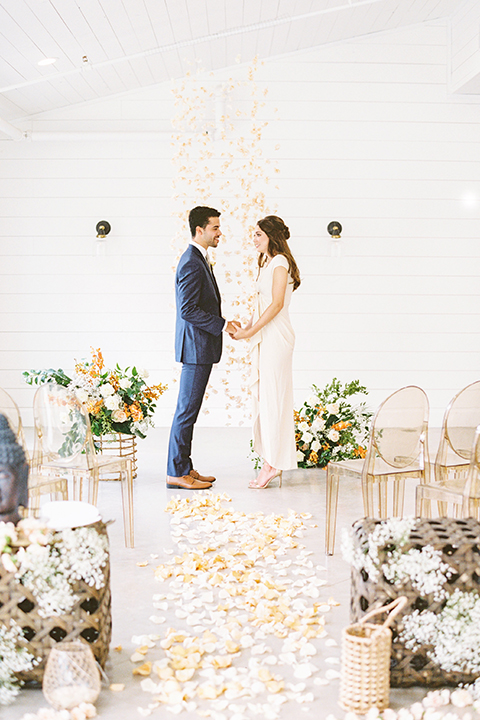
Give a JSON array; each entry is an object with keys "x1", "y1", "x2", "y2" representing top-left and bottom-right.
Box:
[{"x1": 24, "y1": 347, "x2": 167, "y2": 439}]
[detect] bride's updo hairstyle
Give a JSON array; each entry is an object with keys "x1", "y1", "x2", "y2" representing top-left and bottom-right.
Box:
[{"x1": 257, "y1": 215, "x2": 301, "y2": 291}]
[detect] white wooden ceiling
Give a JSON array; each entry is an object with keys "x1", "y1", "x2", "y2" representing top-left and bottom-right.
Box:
[{"x1": 0, "y1": 0, "x2": 463, "y2": 122}]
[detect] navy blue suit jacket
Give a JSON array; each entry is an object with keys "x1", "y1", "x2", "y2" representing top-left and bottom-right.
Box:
[{"x1": 174, "y1": 244, "x2": 225, "y2": 364}]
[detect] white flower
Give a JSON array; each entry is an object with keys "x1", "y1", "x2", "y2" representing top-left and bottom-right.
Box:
[
  {"x1": 104, "y1": 394, "x2": 120, "y2": 411},
  {"x1": 302, "y1": 432, "x2": 313, "y2": 444},
  {"x1": 327, "y1": 429, "x2": 339, "y2": 442},
  {"x1": 311, "y1": 440, "x2": 321, "y2": 452},
  {"x1": 112, "y1": 409, "x2": 128, "y2": 423},
  {"x1": 307, "y1": 395, "x2": 318, "y2": 407},
  {"x1": 296, "y1": 450, "x2": 304, "y2": 462},
  {"x1": 326, "y1": 403, "x2": 339, "y2": 415},
  {"x1": 450, "y1": 689, "x2": 473, "y2": 708},
  {"x1": 100, "y1": 384, "x2": 115, "y2": 398},
  {"x1": 133, "y1": 420, "x2": 149, "y2": 436},
  {"x1": 410, "y1": 703, "x2": 424, "y2": 720},
  {"x1": 119, "y1": 378, "x2": 132, "y2": 390},
  {"x1": 1, "y1": 553, "x2": 16, "y2": 573},
  {"x1": 138, "y1": 368, "x2": 149, "y2": 379},
  {"x1": 297, "y1": 421, "x2": 309, "y2": 432},
  {"x1": 75, "y1": 388, "x2": 89, "y2": 404},
  {"x1": 311, "y1": 417, "x2": 325, "y2": 431}
]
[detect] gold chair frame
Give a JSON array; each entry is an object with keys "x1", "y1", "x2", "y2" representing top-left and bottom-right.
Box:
[
  {"x1": 0, "y1": 386, "x2": 68, "y2": 514},
  {"x1": 325, "y1": 385, "x2": 430, "y2": 555},
  {"x1": 32, "y1": 383, "x2": 134, "y2": 547}
]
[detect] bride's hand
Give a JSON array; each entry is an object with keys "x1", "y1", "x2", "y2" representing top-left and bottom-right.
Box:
[{"x1": 232, "y1": 326, "x2": 252, "y2": 340}]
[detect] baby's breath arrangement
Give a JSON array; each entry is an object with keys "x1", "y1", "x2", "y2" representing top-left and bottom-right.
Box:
[
  {"x1": 295, "y1": 378, "x2": 372, "y2": 468},
  {"x1": 402, "y1": 589, "x2": 480, "y2": 674},
  {"x1": 0, "y1": 519, "x2": 108, "y2": 618},
  {"x1": 341, "y1": 518, "x2": 453, "y2": 600},
  {"x1": 343, "y1": 518, "x2": 480, "y2": 677},
  {"x1": 0, "y1": 621, "x2": 38, "y2": 705},
  {"x1": 24, "y1": 347, "x2": 167, "y2": 439}
]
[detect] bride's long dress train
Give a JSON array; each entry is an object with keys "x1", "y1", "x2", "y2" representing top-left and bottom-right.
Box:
[{"x1": 250, "y1": 255, "x2": 297, "y2": 471}]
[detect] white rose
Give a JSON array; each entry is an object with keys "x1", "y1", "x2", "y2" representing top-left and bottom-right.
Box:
[
  {"x1": 138, "y1": 368, "x2": 149, "y2": 379},
  {"x1": 75, "y1": 388, "x2": 89, "y2": 403},
  {"x1": 311, "y1": 417, "x2": 326, "y2": 431},
  {"x1": 112, "y1": 409, "x2": 128, "y2": 423},
  {"x1": 100, "y1": 384, "x2": 115, "y2": 398},
  {"x1": 327, "y1": 429, "x2": 340, "y2": 442},
  {"x1": 104, "y1": 395, "x2": 120, "y2": 411},
  {"x1": 297, "y1": 421, "x2": 309, "y2": 432},
  {"x1": 326, "y1": 403, "x2": 340, "y2": 415},
  {"x1": 311, "y1": 440, "x2": 321, "y2": 452},
  {"x1": 307, "y1": 395, "x2": 318, "y2": 407},
  {"x1": 119, "y1": 378, "x2": 131, "y2": 390},
  {"x1": 302, "y1": 432, "x2": 313, "y2": 444},
  {"x1": 296, "y1": 450, "x2": 304, "y2": 462}
]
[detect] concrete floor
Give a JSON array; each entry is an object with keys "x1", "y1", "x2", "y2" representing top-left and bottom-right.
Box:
[{"x1": 11, "y1": 427, "x2": 438, "y2": 719}]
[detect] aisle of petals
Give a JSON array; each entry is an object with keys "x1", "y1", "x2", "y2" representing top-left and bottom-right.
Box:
[{"x1": 131, "y1": 492, "x2": 341, "y2": 718}]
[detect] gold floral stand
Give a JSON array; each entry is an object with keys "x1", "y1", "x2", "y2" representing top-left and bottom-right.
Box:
[{"x1": 96, "y1": 433, "x2": 137, "y2": 480}]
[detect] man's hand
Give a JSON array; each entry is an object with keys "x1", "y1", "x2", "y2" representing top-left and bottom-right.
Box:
[{"x1": 225, "y1": 320, "x2": 241, "y2": 337}]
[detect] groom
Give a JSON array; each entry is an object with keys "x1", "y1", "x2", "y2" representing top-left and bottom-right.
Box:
[{"x1": 166, "y1": 206, "x2": 238, "y2": 490}]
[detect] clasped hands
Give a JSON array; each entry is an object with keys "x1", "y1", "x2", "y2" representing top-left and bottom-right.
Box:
[{"x1": 225, "y1": 320, "x2": 252, "y2": 340}]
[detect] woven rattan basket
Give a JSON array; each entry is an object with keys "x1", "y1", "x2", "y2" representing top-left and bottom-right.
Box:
[
  {"x1": 351, "y1": 517, "x2": 480, "y2": 687},
  {"x1": 340, "y1": 597, "x2": 407, "y2": 714},
  {"x1": 0, "y1": 521, "x2": 111, "y2": 685}
]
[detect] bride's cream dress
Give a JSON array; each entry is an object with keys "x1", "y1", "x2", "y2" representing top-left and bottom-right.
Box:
[{"x1": 250, "y1": 254, "x2": 297, "y2": 471}]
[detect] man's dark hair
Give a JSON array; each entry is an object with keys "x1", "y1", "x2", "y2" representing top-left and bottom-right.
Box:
[{"x1": 188, "y1": 206, "x2": 221, "y2": 237}]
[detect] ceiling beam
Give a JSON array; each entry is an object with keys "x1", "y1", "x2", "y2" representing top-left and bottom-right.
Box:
[{"x1": 0, "y1": 0, "x2": 387, "y2": 95}]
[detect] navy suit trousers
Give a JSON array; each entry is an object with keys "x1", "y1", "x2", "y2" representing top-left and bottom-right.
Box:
[{"x1": 166, "y1": 363, "x2": 212, "y2": 477}]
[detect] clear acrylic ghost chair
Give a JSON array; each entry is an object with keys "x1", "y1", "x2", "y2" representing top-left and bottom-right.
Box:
[
  {"x1": 32, "y1": 383, "x2": 134, "y2": 547},
  {"x1": 433, "y1": 380, "x2": 480, "y2": 492},
  {"x1": 416, "y1": 425, "x2": 480, "y2": 519},
  {"x1": 325, "y1": 386, "x2": 430, "y2": 555},
  {"x1": 0, "y1": 387, "x2": 68, "y2": 514},
  {"x1": 0, "y1": 387, "x2": 27, "y2": 450}
]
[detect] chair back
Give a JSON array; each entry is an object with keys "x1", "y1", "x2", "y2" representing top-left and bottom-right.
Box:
[
  {"x1": 462, "y1": 425, "x2": 480, "y2": 506},
  {"x1": 0, "y1": 386, "x2": 28, "y2": 454},
  {"x1": 443, "y1": 380, "x2": 480, "y2": 461},
  {"x1": 369, "y1": 386, "x2": 429, "y2": 469},
  {"x1": 33, "y1": 383, "x2": 94, "y2": 465}
]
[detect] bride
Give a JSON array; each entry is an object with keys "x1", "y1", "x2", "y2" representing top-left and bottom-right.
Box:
[{"x1": 232, "y1": 215, "x2": 301, "y2": 488}]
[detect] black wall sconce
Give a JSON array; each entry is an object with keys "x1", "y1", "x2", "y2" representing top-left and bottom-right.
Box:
[
  {"x1": 96, "y1": 221, "x2": 111, "y2": 238},
  {"x1": 327, "y1": 221, "x2": 342, "y2": 239}
]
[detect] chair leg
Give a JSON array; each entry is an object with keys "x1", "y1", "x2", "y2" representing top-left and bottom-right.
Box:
[
  {"x1": 362, "y1": 476, "x2": 374, "y2": 517},
  {"x1": 378, "y1": 479, "x2": 388, "y2": 518},
  {"x1": 393, "y1": 475, "x2": 405, "y2": 517},
  {"x1": 120, "y1": 460, "x2": 134, "y2": 549},
  {"x1": 415, "y1": 486, "x2": 425, "y2": 517},
  {"x1": 437, "y1": 500, "x2": 447, "y2": 517},
  {"x1": 325, "y1": 466, "x2": 340, "y2": 556}
]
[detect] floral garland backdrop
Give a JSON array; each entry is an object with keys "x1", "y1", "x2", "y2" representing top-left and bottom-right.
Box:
[{"x1": 170, "y1": 58, "x2": 280, "y2": 424}]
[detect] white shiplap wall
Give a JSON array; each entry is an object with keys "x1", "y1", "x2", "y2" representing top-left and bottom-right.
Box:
[{"x1": 0, "y1": 20, "x2": 479, "y2": 429}]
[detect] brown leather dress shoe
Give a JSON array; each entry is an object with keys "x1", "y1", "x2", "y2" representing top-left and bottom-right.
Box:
[
  {"x1": 190, "y1": 469, "x2": 216, "y2": 483},
  {"x1": 166, "y1": 474, "x2": 212, "y2": 490}
]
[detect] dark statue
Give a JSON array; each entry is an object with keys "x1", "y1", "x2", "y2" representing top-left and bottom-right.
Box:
[{"x1": 0, "y1": 414, "x2": 29, "y2": 524}]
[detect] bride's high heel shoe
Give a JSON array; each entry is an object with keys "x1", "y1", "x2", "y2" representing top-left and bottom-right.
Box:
[{"x1": 250, "y1": 469, "x2": 282, "y2": 489}]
